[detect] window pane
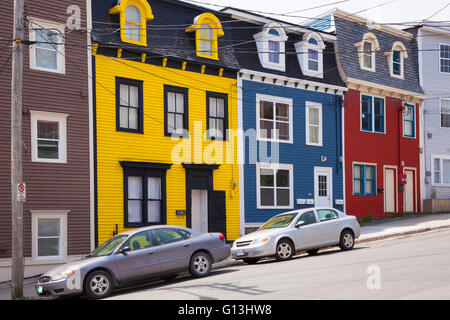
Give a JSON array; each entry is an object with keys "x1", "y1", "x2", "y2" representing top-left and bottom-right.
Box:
[
  {"x1": 260, "y1": 169, "x2": 274, "y2": 187},
  {"x1": 260, "y1": 120, "x2": 273, "y2": 139},
  {"x1": 176, "y1": 93, "x2": 184, "y2": 113},
  {"x1": 148, "y1": 201, "x2": 161, "y2": 223},
  {"x1": 129, "y1": 86, "x2": 139, "y2": 107},
  {"x1": 260, "y1": 188, "x2": 274, "y2": 206},
  {"x1": 354, "y1": 165, "x2": 362, "y2": 179},
  {"x1": 375, "y1": 116, "x2": 384, "y2": 132},
  {"x1": 363, "y1": 42, "x2": 372, "y2": 68},
  {"x1": 308, "y1": 60, "x2": 319, "y2": 71},
  {"x1": 365, "y1": 180, "x2": 374, "y2": 194},
  {"x1": 35, "y1": 29, "x2": 58, "y2": 50},
  {"x1": 37, "y1": 140, "x2": 59, "y2": 159},
  {"x1": 365, "y1": 166, "x2": 374, "y2": 180},
  {"x1": 308, "y1": 49, "x2": 318, "y2": 61},
  {"x1": 125, "y1": 22, "x2": 133, "y2": 40},
  {"x1": 120, "y1": 107, "x2": 129, "y2": 128},
  {"x1": 38, "y1": 238, "x2": 60, "y2": 257},
  {"x1": 126, "y1": 231, "x2": 153, "y2": 251},
  {"x1": 276, "y1": 122, "x2": 290, "y2": 141},
  {"x1": 128, "y1": 107, "x2": 138, "y2": 130},
  {"x1": 276, "y1": 103, "x2": 289, "y2": 121},
  {"x1": 309, "y1": 126, "x2": 319, "y2": 144},
  {"x1": 217, "y1": 99, "x2": 225, "y2": 118},
  {"x1": 434, "y1": 158, "x2": 441, "y2": 171},
  {"x1": 276, "y1": 169, "x2": 290, "y2": 187},
  {"x1": 128, "y1": 200, "x2": 142, "y2": 223},
  {"x1": 148, "y1": 177, "x2": 161, "y2": 200},
  {"x1": 36, "y1": 48, "x2": 57, "y2": 70},
  {"x1": 354, "y1": 180, "x2": 361, "y2": 194},
  {"x1": 276, "y1": 189, "x2": 290, "y2": 206},
  {"x1": 175, "y1": 114, "x2": 184, "y2": 130},
  {"x1": 154, "y1": 229, "x2": 184, "y2": 245},
  {"x1": 209, "y1": 98, "x2": 217, "y2": 117},
  {"x1": 120, "y1": 84, "x2": 129, "y2": 106},
  {"x1": 38, "y1": 219, "x2": 60, "y2": 237},
  {"x1": 309, "y1": 108, "x2": 319, "y2": 125},
  {"x1": 260, "y1": 101, "x2": 274, "y2": 120},
  {"x1": 37, "y1": 121, "x2": 59, "y2": 139},
  {"x1": 167, "y1": 113, "x2": 174, "y2": 133},
  {"x1": 200, "y1": 24, "x2": 213, "y2": 39},
  {"x1": 167, "y1": 92, "x2": 176, "y2": 112},
  {"x1": 404, "y1": 121, "x2": 413, "y2": 136},
  {"x1": 318, "y1": 175, "x2": 327, "y2": 196},
  {"x1": 443, "y1": 160, "x2": 450, "y2": 184},
  {"x1": 128, "y1": 176, "x2": 142, "y2": 199}
]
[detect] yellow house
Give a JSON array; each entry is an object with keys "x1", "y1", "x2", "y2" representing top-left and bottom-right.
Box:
[{"x1": 92, "y1": 0, "x2": 241, "y2": 245}]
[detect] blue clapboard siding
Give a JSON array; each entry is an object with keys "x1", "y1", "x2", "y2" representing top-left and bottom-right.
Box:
[{"x1": 242, "y1": 80, "x2": 344, "y2": 223}]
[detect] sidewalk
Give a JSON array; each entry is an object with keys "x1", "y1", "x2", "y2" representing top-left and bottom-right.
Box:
[{"x1": 2, "y1": 213, "x2": 450, "y2": 299}]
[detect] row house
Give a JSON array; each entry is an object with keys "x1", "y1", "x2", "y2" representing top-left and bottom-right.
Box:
[
  {"x1": 0, "y1": 1, "x2": 92, "y2": 281},
  {"x1": 307, "y1": 10, "x2": 425, "y2": 218},
  {"x1": 222, "y1": 8, "x2": 348, "y2": 233},
  {"x1": 409, "y1": 22, "x2": 450, "y2": 212},
  {"x1": 91, "y1": 0, "x2": 241, "y2": 245}
]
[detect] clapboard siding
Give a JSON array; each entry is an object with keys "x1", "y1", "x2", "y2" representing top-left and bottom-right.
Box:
[
  {"x1": 0, "y1": 0, "x2": 90, "y2": 260},
  {"x1": 418, "y1": 28, "x2": 450, "y2": 199}
]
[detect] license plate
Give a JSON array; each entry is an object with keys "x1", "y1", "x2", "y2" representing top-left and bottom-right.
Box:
[
  {"x1": 235, "y1": 249, "x2": 245, "y2": 256},
  {"x1": 36, "y1": 286, "x2": 43, "y2": 294}
]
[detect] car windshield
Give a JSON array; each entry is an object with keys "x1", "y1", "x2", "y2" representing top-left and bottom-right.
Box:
[
  {"x1": 259, "y1": 213, "x2": 298, "y2": 230},
  {"x1": 89, "y1": 235, "x2": 128, "y2": 257}
]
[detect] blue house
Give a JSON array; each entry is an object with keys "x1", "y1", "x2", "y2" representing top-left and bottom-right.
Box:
[{"x1": 222, "y1": 8, "x2": 348, "y2": 234}]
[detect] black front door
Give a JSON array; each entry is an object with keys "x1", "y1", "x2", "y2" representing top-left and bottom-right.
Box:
[{"x1": 208, "y1": 191, "x2": 227, "y2": 235}]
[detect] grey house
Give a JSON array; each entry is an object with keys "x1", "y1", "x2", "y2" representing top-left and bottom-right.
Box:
[{"x1": 412, "y1": 22, "x2": 450, "y2": 210}]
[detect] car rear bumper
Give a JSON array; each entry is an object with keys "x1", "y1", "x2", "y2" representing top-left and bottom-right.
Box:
[
  {"x1": 35, "y1": 278, "x2": 83, "y2": 297},
  {"x1": 210, "y1": 244, "x2": 231, "y2": 263}
]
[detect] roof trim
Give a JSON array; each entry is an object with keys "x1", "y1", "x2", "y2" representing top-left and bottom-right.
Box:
[{"x1": 346, "y1": 77, "x2": 425, "y2": 100}]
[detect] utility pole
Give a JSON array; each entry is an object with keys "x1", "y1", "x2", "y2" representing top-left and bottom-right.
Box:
[{"x1": 11, "y1": 0, "x2": 24, "y2": 300}]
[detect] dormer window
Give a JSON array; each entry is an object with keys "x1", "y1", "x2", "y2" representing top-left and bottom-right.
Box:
[
  {"x1": 355, "y1": 32, "x2": 380, "y2": 72},
  {"x1": 186, "y1": 13, "x2": 224, "y2": 60},
  {"x1": 295, "y1": 32, "x2": 326, "y2": 78},
  {"x1": 386, "y1": 41, "x2": 408, "y2": 79},
  {"x1": 109, "y1": 0, "x2": 154, "y2": 47},
  {"x1": 254, "y1": 22, "x2": 288, "y2": 71}
]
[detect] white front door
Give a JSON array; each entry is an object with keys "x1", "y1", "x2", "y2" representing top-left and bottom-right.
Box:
[
  {"x1": 404, "y1": 170, "x2": 415, "y2": 212},
  {"x1": 314, "y1": 167, "x2": 332, "y2": 207},
  {"x1": 191, "y1": 190, "x2": 208, "y2": 233},
  {"x1": 384, "y1": 168, "x2": 396, "y2": 213}
]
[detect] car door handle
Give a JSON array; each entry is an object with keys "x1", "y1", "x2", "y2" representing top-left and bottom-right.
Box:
[
  {"x1": 184, "y1": 244, "x2": 191, "y2": 247},
  {"x1": 147, "y1": 252, "x2": 155, "y2": 255}
]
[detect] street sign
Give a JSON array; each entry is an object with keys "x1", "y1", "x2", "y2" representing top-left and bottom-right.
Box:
[{"x1": 17, "y1": 183, "x2": 26, "y2": 202}]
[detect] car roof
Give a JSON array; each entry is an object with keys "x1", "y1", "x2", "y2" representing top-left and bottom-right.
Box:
[{"x1": 272, "y1": 207, "x2": 344, "y2": 218}]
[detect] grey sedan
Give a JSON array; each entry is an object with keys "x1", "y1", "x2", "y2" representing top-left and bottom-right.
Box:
[
  {"x1": 231, "y1": 208, "x2": 360, "y2": 264},
  {"x1": 35, "y1": 225, "x2": 230, "y2": 299}
]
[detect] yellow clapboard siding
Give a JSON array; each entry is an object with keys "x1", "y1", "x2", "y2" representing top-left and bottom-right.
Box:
[{"x1": 95, "y1": 55, "x2": 240, "y2": 245}]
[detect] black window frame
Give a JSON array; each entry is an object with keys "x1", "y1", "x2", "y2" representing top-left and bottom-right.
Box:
[
  {"x1": 122, "y1": 163, "x2": 170, "y2": 228},
  {"x1": 116, "y1": 77, "x2": 144, "y2": 134},
  {"x1": 206, "y1": 91, "x2": 229, "y2": 141},
  {"x1": 164, "y1": 85, "x2": 189, "y2": 138}
]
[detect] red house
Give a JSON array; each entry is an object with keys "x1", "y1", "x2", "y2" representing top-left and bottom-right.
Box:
[{"x1": 329, "y1": 10, "x2": 425, "y2": 217}]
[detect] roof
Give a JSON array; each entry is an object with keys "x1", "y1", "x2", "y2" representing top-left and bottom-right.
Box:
[
  {"x1": 91, "y1": 0, "x2": 240, "y2": 70},
  {"x1": 226, "y1": 18, "x2": 346, "y2": 87},
  {"x1": 333, "y1": 16, "x2": 424, "y2": 95}
]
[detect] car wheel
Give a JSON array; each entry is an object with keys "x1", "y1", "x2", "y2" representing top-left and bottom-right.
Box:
[
  {"x1": 84, "y1": 270, "x2": 114, "y2": 299},
  {"x1": 275, "y1": 240, "x2": 294, "y2": 261},
  {"x1": 339, "y1": 230, "x2": 355, "y2": 251},
  {"x1": 307, "y1": 249, "x2": 319, "y2": 256},
  {"x1": 243, "y1": 258, "x2": 260, "y2": 264},
  {"x1": 189, "y1": 252, "x2": 212, "y2": 278}
]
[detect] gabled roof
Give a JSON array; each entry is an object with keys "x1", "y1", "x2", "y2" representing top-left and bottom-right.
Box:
[{"x1": 91, "y1": 0, "x2": 240, "y2": 70}]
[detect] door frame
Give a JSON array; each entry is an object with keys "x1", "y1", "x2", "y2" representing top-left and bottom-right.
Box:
[
  {"x1": 314, "y1": 166, "x2": 333, "y2": 207},
  {"x1": 383, "y1": 165, "x2": 398, "y2": 213},
  {"x1": 403, "y1": 167, "x2": 417, "y2": 213}
]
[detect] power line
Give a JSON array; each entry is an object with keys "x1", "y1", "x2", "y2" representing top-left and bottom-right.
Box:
[{"x1": 424, "y1": 2, "x2": 450, "y2": 21}]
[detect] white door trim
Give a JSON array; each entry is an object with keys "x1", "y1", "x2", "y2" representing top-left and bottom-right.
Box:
[
  {"x1": 383, "y1": 165, "x2": 398, "y2": 213},
  {"x1": 403, "y1": 167, "x2": 417, "y2": 213}
]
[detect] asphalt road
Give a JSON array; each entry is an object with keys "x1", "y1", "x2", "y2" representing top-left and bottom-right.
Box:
[{"x1": 106, "y1": 229, "x2": 450, "y2": 300}]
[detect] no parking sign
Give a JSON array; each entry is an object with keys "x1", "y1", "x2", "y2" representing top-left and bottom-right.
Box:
[{"x1": 17, "y1": 183, "x2": 26, "y2": 202}]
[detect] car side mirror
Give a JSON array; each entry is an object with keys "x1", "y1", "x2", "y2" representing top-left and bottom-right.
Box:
[
  {"x1": 295, "y1": 221, "x2": 306, "y2": 228},
  {"x1": 119, "y1": 246, "x2": 130, "y2": 254}
]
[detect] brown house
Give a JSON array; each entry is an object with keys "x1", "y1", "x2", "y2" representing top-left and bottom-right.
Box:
[{"x1": 0, "y1": 1, "x2": 92, "y2": 281}]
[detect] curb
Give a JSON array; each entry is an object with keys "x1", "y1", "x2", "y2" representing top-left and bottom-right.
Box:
[{"x1": 355, "y1": 224, "x2": 450, "y2": 244}]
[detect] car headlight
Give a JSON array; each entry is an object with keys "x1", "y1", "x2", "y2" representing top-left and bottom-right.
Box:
[
  {"x1": 254, "y1": 236, "x2": 270, "y2": 245},
  {"x1": 51, "y1": 270, "x2": 75, "y2": 281}
]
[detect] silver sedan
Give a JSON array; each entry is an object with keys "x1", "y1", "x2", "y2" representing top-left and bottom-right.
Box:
[
  {"x1": 231, "y1": 208, "x2": 360, "y2": 264},
  {"x1": 35, "y1": 225, "x2": 230, "y2": 299}
]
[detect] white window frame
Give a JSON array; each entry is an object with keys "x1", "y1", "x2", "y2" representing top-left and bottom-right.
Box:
[
  {"x1": 295, "y1": 32, "x2": 326, "y2": 78},
  {"x1": 440, "y1": 43, "x2": 450, "y2": 74},
  {"x1": 253, "y1": 22, "x2": 288, "y2": 72},
  {"x1": 256, "y1": 162, "x2": 294, "y2": 209},
  {"x1": 30, "y1": 110, "x2": 69, "y2": 163},
  {"x1": 355, "y1": 32, "x2": 380, "y2": 72},
  {"x1": 31, "y1": 210, "x2": 69, "y2": 261},
  {"x1": 431, "y1": 155, "x2": 450, "y2": 186},
  {"x1": 28, "y1": 17, "x2": 66, "y2": 74},
  {"x1": 305, "y1": 101, "x2": 323, "y2": 146},
  {"x1": 256, "y1": 94, "x2": 293, "y2": 144},
  {"x1": 440, "y1": 98, "x2": 450, "y2": 129}
]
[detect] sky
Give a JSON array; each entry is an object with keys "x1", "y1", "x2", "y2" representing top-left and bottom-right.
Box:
[{"x1": 180, "y1": 0, "x2": 450, "y2": 29}]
